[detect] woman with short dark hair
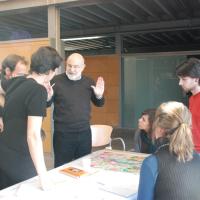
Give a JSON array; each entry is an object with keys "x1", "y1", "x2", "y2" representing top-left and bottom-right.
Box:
[{"x1": 0, "y1": 46, "x2": 62, "y2": 190}]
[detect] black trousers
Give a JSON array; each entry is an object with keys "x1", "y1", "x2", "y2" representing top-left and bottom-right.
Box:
[{"x1": 53, "y1": 128, "x2": 92, "y2": 168}]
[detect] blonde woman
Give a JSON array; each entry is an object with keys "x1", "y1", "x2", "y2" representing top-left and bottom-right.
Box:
[{"x1": 137, "y1": 101, "x2": 200, "y2": 200}]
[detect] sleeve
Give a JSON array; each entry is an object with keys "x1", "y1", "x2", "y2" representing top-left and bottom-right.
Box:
[
  {"x1": 46, "y1": 96, "x2": 54, "y2": 107},
  {"x1": 137, "y1": 155, "x2": 158, "y2": 200},
  {"x1": 91, "y1": 92, "x2": 105, "y2": 107},
  {"x1": 0, "y1": 106, "x2": 3, "y2": 117},
  {"x1": 133, "y1": 129, "x2": 142, "y2": 152},
  {"x1": 25, "y1": 85, "x2": 47, "y2": 117},
  {"x1": 1, "y1": 78, "x2": 9, "y2": 92}
]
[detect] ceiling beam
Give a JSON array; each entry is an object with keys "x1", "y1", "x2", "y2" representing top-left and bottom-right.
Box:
[
  {"x1": 0, "y1": 0, "x2": 78, "y2": 12},
  {"x1": 0, "y1": 0, "x2": 116, "y2": 12},
  {"x1": 60, "y1": 0, "x2": 116, "y2": 9},
  {"x1": 113, "y1": 0, "x2": 144, "y2": 21},
  {"x1": 139, "y1": 34, "x2": 159, "y2": 45},
  {"x1": 64, "y1": 8, "x2": 100, "y2": 25},
  {"x1": 161, "y1": 32, "x2": 177, "y2": 43},
  {"x1": 130, "y1": 0, "x2": 158, "y2": 19},
  {"x1": 97, "y1": 3, "x2": 133, "y2": 24},
  {"x1": 149, "y1": 33, "x2": 169, "y2": 44},
  {"x1": 61, "y1": 18, "x2": 200, "y2": 38},
  {"x1": 153, "y1": 0, "x2": 175, "y2": 19},
  {"x1": 79, "y1": 6, "x2": 112, "y2": 24}
]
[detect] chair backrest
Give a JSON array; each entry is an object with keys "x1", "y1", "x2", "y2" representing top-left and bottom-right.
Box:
[{"x1": 91, "y1": 124, "x2": 113, "y2": 147}]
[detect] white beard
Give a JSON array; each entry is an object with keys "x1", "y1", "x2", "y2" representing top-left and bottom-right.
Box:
[{"x1": 66, "y1": 72, "x2": 81, "y2": 81}]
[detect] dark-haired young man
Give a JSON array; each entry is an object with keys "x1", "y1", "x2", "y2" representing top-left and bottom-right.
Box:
[{"x1": 176, "y1": 57, "x2": 200, "y2": 153}]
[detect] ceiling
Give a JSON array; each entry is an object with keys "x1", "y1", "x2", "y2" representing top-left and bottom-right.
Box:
[{"x1": 1, "y1": 0, "x2": 200, "y2": 54}]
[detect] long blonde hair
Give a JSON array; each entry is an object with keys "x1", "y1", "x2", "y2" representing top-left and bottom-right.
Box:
[{"x1": 154, "y1": 101, "x2": 194, "y2": 162}]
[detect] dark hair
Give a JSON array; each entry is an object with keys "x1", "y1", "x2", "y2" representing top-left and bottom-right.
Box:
[
  {"x1": 30, "y1": 46, "x2": 63, "y2": 74},
  {"x1": 176, "y1": 58, "x2": 200, "y2": 84},
  {"x1": 141, "y1": 108, "x2": 156, "y2": 135},
  {"x1": 2, "y1": 54, "x2": 27, "y2": 74}
]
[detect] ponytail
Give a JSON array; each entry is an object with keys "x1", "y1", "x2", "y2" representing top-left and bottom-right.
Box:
[{"x1": 169, "y1": 123, "x2": 193, "y2": 162}]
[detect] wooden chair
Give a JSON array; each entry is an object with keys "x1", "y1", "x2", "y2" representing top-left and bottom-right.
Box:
[{"x1": 91, "y1": 124, "x2": 126, "y2": 151}]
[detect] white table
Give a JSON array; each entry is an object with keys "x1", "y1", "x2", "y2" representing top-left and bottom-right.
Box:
[{"x1": 0, "y1": 149, "x2": 148, "y2": 200}]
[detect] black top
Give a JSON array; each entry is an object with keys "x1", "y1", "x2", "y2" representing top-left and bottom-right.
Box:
[
  {"x1": 0, "y1": 77, "x2": 47, "y2": 186},
  {"x1": 154, "y1": 145, "x2": 200, "y2": 200},
  {"x1": 133, "y1": 129, "x2": 156, "y2": 153},
  {"x1": 1, "y1": 78, "x2": 10, "y2": 92},
  {"x1": 50, "y1": 73, "x2": 105, "y2": 132}
]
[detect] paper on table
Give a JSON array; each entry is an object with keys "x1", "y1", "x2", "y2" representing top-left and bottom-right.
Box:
[
  {"x1": 14, "y1": 178, "x2": 81, "y2": 200},
  {"x1": 14, "y1": 175, "x2": 117, "y2": 200},
  {"x1": 94, "y1": 170, "x2": 139, "y2": 197}
]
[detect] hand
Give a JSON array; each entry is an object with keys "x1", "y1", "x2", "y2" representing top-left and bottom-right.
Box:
[
  {"x1": 91, "y1": 76, "x2": 105, "y2": 98},
  {"x1": 0, "y1": 117, "x2": 4, "y2": 133},
  {"x1": 43, "y1": 82, "x2": 54, "y2": 101},
  {"x1": 39, "y1": 173, "x2": 54, "y2": 191}
]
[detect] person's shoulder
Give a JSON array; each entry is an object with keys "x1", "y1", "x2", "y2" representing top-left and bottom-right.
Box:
[
  {"x1": 26, "y1": 79, "x2": 47, "y2": 99},
  {"x1": 143, "y1": 154, "x2": 157, "y2": 167},
  {"x1": 5, "y1": 76, "x2": 27, "y2": 93},
  {"x1": 82, "y1": 75, "x2": 94, "y2": 83},
  {"x1": 53, "y1": 73, "x2": 66, "y2": 81}
]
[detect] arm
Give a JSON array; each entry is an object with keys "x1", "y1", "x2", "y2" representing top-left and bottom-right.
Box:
[
  {"x1": 43, "y1": 81, "x2": 55, "y2": 107},
  {"x1": 0, "y1": 97, "x2": 5, "y2": 132},
  {"x1": 137, "y1": 155, "x2": 158, "y2": 200},
  {"x1": 0, "y1": 116, "x2": 3, "y2": 133},
  {"x1": 133, "y1": 129, "x2": 142, "y2": 152},
  {"x1": 27, "y1": 116, "x2": 52, "y2": 190}
]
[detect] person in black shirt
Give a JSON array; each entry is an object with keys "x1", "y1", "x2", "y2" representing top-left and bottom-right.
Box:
[
  {"x1": 50, "y1": 53, "x2": 105, "y2": 167},
  {"x1": 0, "y1": 46, "x2": 63, "y2": 190},
  {"x1": 0, "y1": 54, "x2": 28, "y2": 131}
]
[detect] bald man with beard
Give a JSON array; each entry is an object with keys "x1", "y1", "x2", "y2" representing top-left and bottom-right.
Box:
[{"x1": 49, "y1": 53, "x2": 105, "y2": 167}]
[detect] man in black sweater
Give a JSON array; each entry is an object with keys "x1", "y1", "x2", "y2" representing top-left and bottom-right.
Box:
[{"x1": 50, "y1": 53, "x2": 105, "y2": 167}]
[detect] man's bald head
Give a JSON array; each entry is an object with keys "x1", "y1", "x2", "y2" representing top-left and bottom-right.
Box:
[
  {"x1": 66, "y1": 53, "x2": 85, "y2": 67},
  {"x1": 65, "y1": 53, "x2": 85, "y2": 81}
]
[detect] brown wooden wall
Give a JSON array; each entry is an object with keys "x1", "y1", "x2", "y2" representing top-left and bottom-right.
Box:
[
  {"x1": 84, "y1": 54, "x2": 120, "y2": 126},
  {"x1": 0, "y1": 38, "x2": 52, "y2": 152},
  {"x1": 0, "y1": 38, "x2": 51, "y2": 64}
]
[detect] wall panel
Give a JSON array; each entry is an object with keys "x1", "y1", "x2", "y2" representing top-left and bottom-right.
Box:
[{"x1": 85, "y1": 55, "x2": 120, "y2": 127}]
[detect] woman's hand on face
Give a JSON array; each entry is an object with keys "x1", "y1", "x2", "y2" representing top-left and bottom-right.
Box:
[{"x1": 43, "y1": 81, "x2": 54, "y2": 101}]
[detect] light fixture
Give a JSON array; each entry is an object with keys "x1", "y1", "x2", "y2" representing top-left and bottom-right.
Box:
[{"x1": 62, "y1": 36, "x2": 106, "y2": 42}]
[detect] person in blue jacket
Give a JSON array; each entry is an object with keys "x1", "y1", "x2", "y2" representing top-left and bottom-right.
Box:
[{"x1": 137, "y1": 101, "x2": 200, "y2": 200}]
